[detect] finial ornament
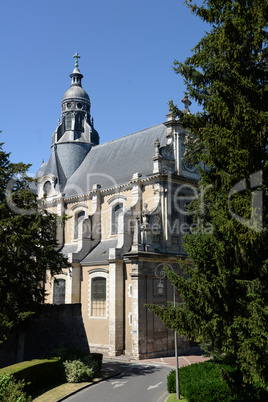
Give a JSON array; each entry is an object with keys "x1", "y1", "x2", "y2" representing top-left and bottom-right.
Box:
[
  {"x1": 154, "y1": 137, "x2": 160, "y2": 156},
  {"x1": 73, "y1": 52, "x2": 80, "y2": 68}
]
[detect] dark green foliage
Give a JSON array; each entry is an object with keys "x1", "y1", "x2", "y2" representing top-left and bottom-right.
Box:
[
  {"x1": 167, "y1": 369, "x2": 177, "y2": 394},
  {"x1": 167, "y1": 362, "x2": 268, "y2": 401},
  {"x1": 0, "y1": 374, "x2": 31, "y2": 401},
  {"x1": 51, "y1": 346, "x2": 89, "y2": 362},
  {"x1": 82, "y1": 353, "x2": 103, "y2": 376},
  {"x1": 147, "y1": 0, "x2": 268, "y2": 388},
  {"x1": 0, "y1": 142, "x2": 70, "y2": 342}
]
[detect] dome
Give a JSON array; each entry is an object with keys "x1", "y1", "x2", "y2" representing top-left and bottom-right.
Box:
[{"x1": 62, "y1": 86, "x2": 90, "y2": 102}]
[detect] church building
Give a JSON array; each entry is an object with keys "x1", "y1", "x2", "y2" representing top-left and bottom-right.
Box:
[{"x1": 36, "y1": 54, "x2": 199, "y2": 359}]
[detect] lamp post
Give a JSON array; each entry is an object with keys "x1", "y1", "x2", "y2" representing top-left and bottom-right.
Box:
[{"x1": 155, "y1": 264, "x2": 180, "y2": 400}]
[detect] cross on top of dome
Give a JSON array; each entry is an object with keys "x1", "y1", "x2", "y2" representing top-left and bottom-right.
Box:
[{"x1": 73, "y1": 52, "x2": 80, "y2": 69}]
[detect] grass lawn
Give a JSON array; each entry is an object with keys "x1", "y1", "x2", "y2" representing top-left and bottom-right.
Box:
[
  {"x1": 31, "y1": 371, "x2": 113, "y2": 401},
  {"x1": 32, "y1": 381, "x2": 91, "y2": 401},
  {"x1": 167, "y1": 394, "x2": 187, "y2": 402}
]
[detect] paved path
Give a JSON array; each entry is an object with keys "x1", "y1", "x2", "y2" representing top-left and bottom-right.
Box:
[
  {"x1": 103, "y1": 352, "x2": 210, "y2": 369},
  {"x1": 139, "y1": 354, "x2": 210, "y2": 368},
  {"x1": 61, "y1": 353, "x2": 210, "y2": 401},
  {"x1": 63, "y1": 361, "x2": 170, "y2": 402}
]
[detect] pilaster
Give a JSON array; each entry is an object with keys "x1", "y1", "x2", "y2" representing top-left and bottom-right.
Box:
[
  {"x1": 108, "y1": 261, "x2": 124, "y2": 356},
  {"x1": 56, "y1": 194, "x2": 65, "y2": 249},
  {"x1": 130, "y1": 269, "x2": 140, "y2": 358}
]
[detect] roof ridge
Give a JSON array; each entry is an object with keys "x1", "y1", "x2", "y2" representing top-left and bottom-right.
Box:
[{"x1": 95, "y1": 122, "x2": 165, "y2": 149}]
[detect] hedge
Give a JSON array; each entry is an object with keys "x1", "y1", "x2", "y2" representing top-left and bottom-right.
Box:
[
  {"x1": 84, "y1": 353, "x2": 103, "y2": 375},
  {"x1": 0, "y1": 351, "x2": 103, "y2": 393},
  {"x1": 0, "y1": 357, "x2": 63, "y2": 394}
]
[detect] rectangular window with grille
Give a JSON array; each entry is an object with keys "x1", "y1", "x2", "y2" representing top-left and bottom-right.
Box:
[
  {"x1": 91, "y1": 277, "x2": 106, "y2": 317},
  {"x1": 66, "y1": 112, "x2": 72, "y2": 130},
  {"x1": 75, "y1": 112, "x2": 83, "y2": 130}
]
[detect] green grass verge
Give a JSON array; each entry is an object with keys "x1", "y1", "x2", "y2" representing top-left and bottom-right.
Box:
[
  {"x1": 32, "y1": 380, "x2": 91, "y2": 401},
  {"x1": 167, "y1": 394, "x2": 187, "y2": 401}
]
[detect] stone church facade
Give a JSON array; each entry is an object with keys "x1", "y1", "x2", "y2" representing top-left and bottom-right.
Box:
[{"x1": 36, "y1": 55, "x2": 199, "y2": 359}]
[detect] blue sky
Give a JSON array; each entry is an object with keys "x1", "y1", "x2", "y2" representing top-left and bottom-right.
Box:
[{"x1": 1, "y1": 0, "x2": 207, "y2": 174}]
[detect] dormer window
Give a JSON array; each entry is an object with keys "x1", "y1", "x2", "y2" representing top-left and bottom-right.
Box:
[
  {"x1": 71, "y1": 204, "x2": 88, "y2": 241},
  {"x1": 74, "y1": 210, "x2": 85, "y2": 240},
  {"x1": 112, "y1": 203, "x2": 123, "y2": 234},
  {"x1": 43, "y1": 180, "x2": 52, "y2": 196},
  {"x1": 108, "y1": 195, "x2": 126, "y2": 236}
]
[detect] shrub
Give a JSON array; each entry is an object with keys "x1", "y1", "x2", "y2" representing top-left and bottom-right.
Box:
[
  {"x1": 82, "y1": 353, "x2": 103, "y2": 376},
  {"x1": 167, "y1": 369, "x2": 176, "y2": 394},
  {"x1": 63, "y1": 360, "x2": 94, "y2": 383},
  {"x1": 0, "y1": 374, "x2": 31, "y2": 401},
  {"x1": 50, "y1": 347, "x2": 103, "y2": 376},
  {"x1": 81, "y1": 356, "x2": 99, "y2": 377},
  {"x1": 179, "y1": 362, "x2": 232, "y2": 401},
  {"x1": 167, "y1": 362, "x2": 268, "y2": 402}
]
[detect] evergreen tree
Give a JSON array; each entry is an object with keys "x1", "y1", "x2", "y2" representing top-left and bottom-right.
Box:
[
  {"x1": 0, "y1": 142, "x2": 69, "y2": 342},
  {"x1": 148, "y1": 0, "x2": 268, "y2": 386}
]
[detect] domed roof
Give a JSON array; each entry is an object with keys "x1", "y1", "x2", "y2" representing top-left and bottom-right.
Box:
[
  {"x1": 62, "y1": 86, "x2": 90, "y2": 101},
  {"x1": 62, "y1": 56, "x2": 90, "y2": 103}
]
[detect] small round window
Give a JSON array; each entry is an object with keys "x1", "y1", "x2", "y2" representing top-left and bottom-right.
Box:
[{"x1": 77, "y1": 102, "x2": 83, "y2": 109}]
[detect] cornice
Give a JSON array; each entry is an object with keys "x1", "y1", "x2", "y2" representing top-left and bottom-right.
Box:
[{"x1": 42, "y1": 171, "x2": 198, "y2": 207}]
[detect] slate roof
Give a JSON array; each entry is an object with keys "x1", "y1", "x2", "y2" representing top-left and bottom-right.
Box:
[
  {"x1": 35, "y1": 148, "x2": 59, "y2": 183},
  {"x1": 60, "y1": 243, "x2": 79, "y2": 256},
  {"x1": 81, "y1": 239, "x2": 118, "y2": 264},
  {"x1": 62, "y1": 85, "x2": 90, "y2": 101},
  {"x1": 63, "y1": 123, "x2": 167, "y2": 197},
  {"x1": 35, "y1": 161, "x2": 48, "y2": 179}
]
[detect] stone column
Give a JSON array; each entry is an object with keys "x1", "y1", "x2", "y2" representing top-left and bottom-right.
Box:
[{"x1": 130, "y1": 271, "x2": 139, "y2": 358}]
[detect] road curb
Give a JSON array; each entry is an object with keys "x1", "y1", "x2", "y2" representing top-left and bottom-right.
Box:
[{"x1": 56, "y1": 369, "x2": 121, "y2": 401}]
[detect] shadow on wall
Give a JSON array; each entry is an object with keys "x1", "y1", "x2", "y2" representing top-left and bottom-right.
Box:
[{"x1": 0, "y1": 304, "x2": 89, "y2": 368}]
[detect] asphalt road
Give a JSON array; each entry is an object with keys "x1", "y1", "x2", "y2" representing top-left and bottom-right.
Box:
[{"x1": 63, "y1": 360, "x2": 170, "y2": 402}]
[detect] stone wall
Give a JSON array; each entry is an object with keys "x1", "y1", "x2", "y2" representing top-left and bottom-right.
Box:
[{"x1": 0, "y1": 304, "x2": 89, "y2": 368}]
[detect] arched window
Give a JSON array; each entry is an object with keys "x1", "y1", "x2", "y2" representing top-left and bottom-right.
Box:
[
  {"x1": 112, "y1": 203, "x2": 123, "y2": 234},
  {"x1": 66, "y1": 112, "x2": 72, "y2": 130},
  {"x1": 91, "y1": 277, "x2": 106, "y2": 317},
  {"x1": 74, "y1": 211, "x2": 85, "y2": 240},
  {"x1": 53, "y1": 279, "x2": 66, "y2": 304}
]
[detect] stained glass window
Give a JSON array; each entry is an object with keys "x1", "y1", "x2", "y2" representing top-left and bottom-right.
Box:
[{"x1": 53, "y1": 279, "x2": 66, "y2": 304}]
